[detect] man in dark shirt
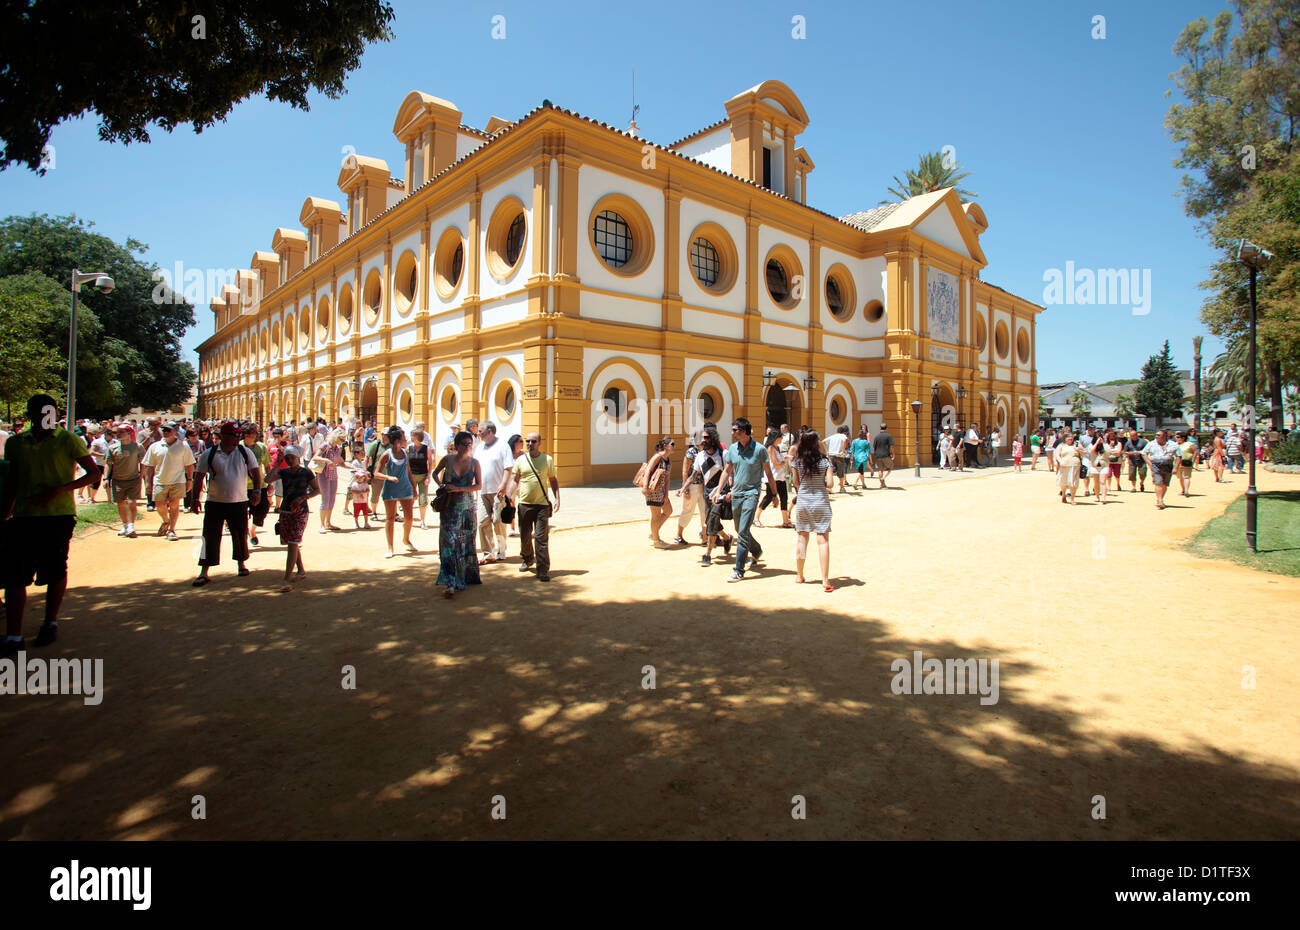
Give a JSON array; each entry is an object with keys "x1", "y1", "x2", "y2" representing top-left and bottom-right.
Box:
[
  {"x1": 1123, "y1": 428, "x2": 1148, "y2": 492},
  {"x1": 871, "y1": 424, "x2": 894, "y2": 489}
]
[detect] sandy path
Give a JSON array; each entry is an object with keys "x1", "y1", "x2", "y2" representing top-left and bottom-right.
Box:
[{"x1": 2, "y1": 466, "x2": 1297, "y2": 840}]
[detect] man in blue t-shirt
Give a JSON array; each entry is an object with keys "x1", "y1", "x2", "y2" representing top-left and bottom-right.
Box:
[{"x1": 711, "y1": 417, "x2": 776, "y2": 583}]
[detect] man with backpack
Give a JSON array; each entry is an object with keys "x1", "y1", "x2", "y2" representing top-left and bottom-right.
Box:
[{"x1": 192, "y1": 421, "x2": 263, "y2": 587}]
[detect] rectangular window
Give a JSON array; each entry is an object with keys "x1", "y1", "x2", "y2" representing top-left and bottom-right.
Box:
[{"x1": 762, "y1": 148, "x2": 772, "y2": 189}]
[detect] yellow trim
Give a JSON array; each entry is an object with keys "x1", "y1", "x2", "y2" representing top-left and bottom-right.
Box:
[
  {"x1": 684, "y1": 220, "x2": 739, "y2": 297},
  {"x1": 763, "y1": 242, "x2": 804, "y2": 311},
  {"x1": 587, "y1": 193, "x2": 655, "y2": 278},
  {"x1": 485, "y1": 195, "x2": 528, "y2": 283}
]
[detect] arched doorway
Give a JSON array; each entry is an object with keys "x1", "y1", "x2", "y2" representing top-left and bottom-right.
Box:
[
  {"x1": 765, "y1": 380, "x2": 803, "y2": 432},
  {"x1": 359, "y1": 379, "x2": 378, "y2": 427},
  {"x1": 934, "y1": 383, "x2": 957, "y2": 464}
]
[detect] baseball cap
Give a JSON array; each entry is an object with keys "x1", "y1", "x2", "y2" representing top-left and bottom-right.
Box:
[
  {"x1": 219, "y1": 421, "x2": 240, "y2": 437},
  {"x1": 162, "y1": 421, "x2": 179, "y2": 431}
]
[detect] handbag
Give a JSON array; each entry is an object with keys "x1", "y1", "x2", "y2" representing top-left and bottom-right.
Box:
[
  {"x1": 499, "y1": 501, "x2": 517, "y2": 524},
  {"x1": 431, "y1": 484, "x2": 450, "y2": 513}
]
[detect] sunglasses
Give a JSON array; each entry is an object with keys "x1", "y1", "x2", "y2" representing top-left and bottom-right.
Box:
[{"x1": 526, "y1": 439, "x2": 540, "y2": 445}]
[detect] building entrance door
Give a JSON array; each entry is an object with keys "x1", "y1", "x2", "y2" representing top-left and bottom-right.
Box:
[{"x1": 765, "y1": 382, "x2": 802, "y2": 432}]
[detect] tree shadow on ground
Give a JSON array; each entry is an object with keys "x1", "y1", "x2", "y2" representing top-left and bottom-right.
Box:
[{"x1": 1, "y1": 567, "x2": 1297, "y2": 841}]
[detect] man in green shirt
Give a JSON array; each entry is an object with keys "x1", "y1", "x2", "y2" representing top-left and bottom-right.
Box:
[
  {"x1": 2, "y1": 394, "x2": 100, "y2": 656},
  {"x1": 501, "y1": 432, "x2": 561, "y2": 582}
]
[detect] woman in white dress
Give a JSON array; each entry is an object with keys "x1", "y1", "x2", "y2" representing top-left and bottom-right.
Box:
[{"x1": 1054, "y1": 430, "x2": 1080, "y2": 504}]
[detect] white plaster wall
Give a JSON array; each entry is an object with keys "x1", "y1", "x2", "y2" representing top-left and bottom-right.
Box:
[
  {"x1": 391, "y1": 321, "x2": 418, "y2": 350},
  {"x1": 481, "y1": 293, "x2": 529, "y2": 330},
  {"x1": 479, "y1": 168, "x2": 534, "y2": 300},
  {"x1": 684, "y1": 357, "x2": 745, "y2": 408},
  {"x1": 760, "y1": 319, "x2": 806, "y2": 348},
  {"x1": 580, "y1": 291, "x2": 660, "y2": 328},
  {"x1": 673, "y1": 127, "x2": 731, "y2": 174},
  {"x1": 681, "y1": 308, "x2": 744, "y2": 340},
  {"x1": 336, "y1": 343, "x2": 353, "y2": 363},
  {"x1": 577, "y1": 165, "x2": 664, "y2": 299},
  {"x1": 456, "y1": 133, "x2": 484, "y2": 161},
  {"x1": 916, "y1": 207, "x2": 969, "y2": 258},
  {"x1": 757, "y1": 224, "x2": 809, "y2": 324},
  {"x1": 480, "y1": 352, "x2": 525, "y2": 440},
  {"x1": 679, "y1": 197, "x2": 746, "y2": 314},
  {"x1": 360, "y1": 333, "x2": 381, "y2": 358},
  {"x1": 429, "y1": 307, "x2": 465, "y2": 342},
  {"x1": 430, "y1": 203, "x2": 471, "y2": 309},
  {"x1": 587, "y1": 360, "x2": 654, "y2": 466},
  {"x1": 818, "y1": 250, "x2": 886, "y2": 339},
  {"x1": 583, "y1": 347, "x2": 662, "y2": 399},
  {"x1": 822, "y1": 333, "x2": 868, "y2": 358}
]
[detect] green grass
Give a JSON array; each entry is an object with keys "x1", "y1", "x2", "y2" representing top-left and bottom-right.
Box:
[
  {"x1": 74, "y1": 500, "x2": 122, "y2": 534},
  {"x1": 1188, "y1": 491, "x2": 1300, "y2": 577}
]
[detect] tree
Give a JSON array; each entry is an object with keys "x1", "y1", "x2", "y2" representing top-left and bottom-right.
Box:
[
  {"x1": 1135, "y1": 341, "x2": 1186, "y2": 427},
  {"x1": 1114, "y1": 393, "x2": 1136, "y2": 422},
  {"x1": 1068, "y1": 390, "x2": 1092, "y2": 417},
  {"x1": 1165, "y1": 1, "x2": 1300, "y2": 429},
  {"x1": 886, "y1": 151, "x2": 976, "y2": 202},
  {"x1": 0, "y1": 276, "x2": 65, "y2": 416},
  {"x1": 1285, "y1": 389, "x2": 1300, "y2": 428},
  {"x1": 0, "y1": 216, "x2": 192, "y2": 415},
  {"x1": 0, "y1": 1, "x2": 395, "y2": 172}
]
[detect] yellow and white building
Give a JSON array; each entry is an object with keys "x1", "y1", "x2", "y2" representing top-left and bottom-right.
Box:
[{"x1": 196, "y1": 80, "x2": 1043, "y2": 482}]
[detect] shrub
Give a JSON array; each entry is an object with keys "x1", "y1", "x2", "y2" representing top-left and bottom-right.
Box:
[{"x1": 1272, "y1": 437, "x2": 1300, "y2": 466}]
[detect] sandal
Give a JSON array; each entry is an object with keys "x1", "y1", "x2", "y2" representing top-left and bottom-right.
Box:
[
  {"x1": 192, "y1": 576, "x2": 209, "y2": 587},
  {"x1": 279, "y1": 583, "x2": 293, "y2": 593},
  {"x1": 823, "y1": 584, "x2": 835, "y2": 593},
  {"x1": 237, "y1": 567, "x2": 251, "y2": 577}
]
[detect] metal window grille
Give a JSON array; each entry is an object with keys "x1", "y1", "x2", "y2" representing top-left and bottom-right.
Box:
[
  {"x1": 506, "y1": 214, "x2": 526, "y2": 266},
  {"x1": 690, "y1": 238, "x2": 719, "y2": 286},
  {"x1": 766, "y1": 259, "x2": 789, "y2": 302},
  {"x1": 594, "y1": 211, "x2": 632, "y2": 267}
]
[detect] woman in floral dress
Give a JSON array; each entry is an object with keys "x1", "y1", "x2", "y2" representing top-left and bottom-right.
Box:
[{"x1": 431, "y1": 430, "x2": 483, "y2": 598}]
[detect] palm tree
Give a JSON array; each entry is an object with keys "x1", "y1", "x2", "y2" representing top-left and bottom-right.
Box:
[
  {"x1": 1192, "y1": 335, "x2": 1204, "y2": 432},
  {"x1": 1068, "y1": 389, "x2": 1092, "y2": 429},
  {"x1": 1114, "y1": 392, "x2": 1135, "y2": 425},
  {"x1": 886, "y1": 151, "x2": 977, "y2": 203}
]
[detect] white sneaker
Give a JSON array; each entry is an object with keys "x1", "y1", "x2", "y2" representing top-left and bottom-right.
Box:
[{"x1": 117, "y1": 527, "x2": 128, "y2": 536}]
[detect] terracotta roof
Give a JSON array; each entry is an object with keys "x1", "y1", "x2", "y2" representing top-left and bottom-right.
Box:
[{"x1": 839, "y1": 202, "x2": 904, "y2": 231}]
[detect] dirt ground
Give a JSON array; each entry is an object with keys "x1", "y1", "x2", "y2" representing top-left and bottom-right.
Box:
[{"x1": 2, "y1": 465, "x2": 1298, "y2": 840}]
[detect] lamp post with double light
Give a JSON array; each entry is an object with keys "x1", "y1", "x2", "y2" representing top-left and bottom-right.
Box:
[
  {"x1": 66, "y1": 270, "x2": 115, "y2": 429},
  {"x1": 1237, "y1": 238, "x2": 1273, "y2": 553},
  {"x1": 911, "y1": 399, "x2": 923, "y2": 477}
]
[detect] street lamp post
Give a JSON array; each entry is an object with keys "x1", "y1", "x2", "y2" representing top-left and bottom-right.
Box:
[
  {"x1": 1237, "y1": 238, "x2": 1273, "y2": 553},
  {"x1": 66, "y1": 270, "x2": 115, "y2": 428},
  {"x1": 911, "y1": 399, "x2": 923, "y2": 477}
]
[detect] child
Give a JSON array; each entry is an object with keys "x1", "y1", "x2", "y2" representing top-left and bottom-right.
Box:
[
  {"x1": 276, "y1": 446, "x2": 320, "y2": 593},
  {"x1": 348, "y1": 456, "x2": 372, "y2": 529},
  {"x1": 1012, "y1": 436, "x2": 1024, "y2": 472}
]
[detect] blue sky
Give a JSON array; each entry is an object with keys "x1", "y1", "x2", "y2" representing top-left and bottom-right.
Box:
[{"x1": 0, "y1": 0, "x2": 1231, "y2": 384}]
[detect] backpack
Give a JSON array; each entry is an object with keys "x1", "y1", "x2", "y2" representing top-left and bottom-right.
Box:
[{"x1": 204, "y1": 444, "x2": 256, "y2": 474}]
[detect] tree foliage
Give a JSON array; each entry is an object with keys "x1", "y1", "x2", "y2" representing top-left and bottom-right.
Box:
[
  {"x1": 1165, "y1": 0, "x2": 1300, "y2": 427},
  {"x1": 1114, "y1": 393, "x2": 1136, "y2": 421},
  {"x1": 0, "y1": 0, "x2": 395, "y2": 172},
  {"x1": 1068, "y1": 390, "x2": 1092, "y2": 417},
  {"x1": 1135, "y1": 341, "x2": 1187, "y2": 422},
  {"x1": 0, "y1": 274, "x2": 66, "y2": 415},
  {"x1": 0, "y1": 215, "x2": 193, "y2": 417},
  {"x1": 886, "y1": 151, "x2": 976, "y2": 202}
]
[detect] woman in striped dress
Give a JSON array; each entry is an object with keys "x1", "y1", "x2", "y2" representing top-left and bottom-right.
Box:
[{"x1": 791, "y1": 429, "x2": 834, "y2": 592}]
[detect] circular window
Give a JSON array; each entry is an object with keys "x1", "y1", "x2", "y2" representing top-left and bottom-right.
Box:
[
  {"x1": 1017, "y1": 407, "x2": 1028, "y2": 432},
  {"x1": 486, "y1": 197, "x2": 527, "y2": 281},
  {"x1": 298, "y1": 309, "x2": 310, "y2": 348},
  {"x1": 1016, "y1": 328, "x2": 1030, "y2": 364},
  {"x1": 338, "y1": 284, "x2": 354, "y2": 335},
  {"x1": 270, "y1": 322, "x2": 281, "y2": 359},
  {"x1": 316, "y1": 296, "x2": 331, "y2": 342},
  {"x1": 763, "y1": 245, "x2": 803, "y2": 310},
  {"x1": 864, "y1": 300, "x2": 884, "y2": 323},
  {"x1": 284, "y1": 318, "x2": 295, "y2": 355},
  {"x1": 698, "y1": 389, "x2": 717, "y2": 422},
  {"x1": 588, "y1": 195, "x2": 655, "y2": 277},
  {"x1": 594, "y1": 211, "x2": 631, "y2": 267},
  {"x1": 686, "y1": 222, "x2": 738, "y2": 295},
  {"x1": 994, "y1": 320, "x2": 1010, "y2": 358},
  {"x1": 440, "y1": 385, "x2": 458, "y2": 421},
  {"x1": 394, "y1": 250, "x2": 418, "y2": 315},
  {"x1": 398, "y1": 389, "x2": 413, "y2": 420},
  {"x1": 494, "y1": 381, "x2": 517, "y2": 421},
  {"x1": 690, "y1": 238, "x2": 719, "y2": 286},
  {"x1": 363, "y1": 270, "x2": 383, "y2": 326},
  {"x1": 997, "y1": 404, "x2": 1007, "y2": 428},
  {"x1": 830, "y1": 397, "x2": 845, "y2": 424},
  {"x1": 974, "y1": 313, "x2": 988, "y2": 350},
  {"x1": 434, "y1": 227, "x2": 465, "y2": 299},
  {"x1": 601, "y1": 384, "x2": 633, "y2": 422},
  {"x1": 824, "y1": 264, "x2": 857, "y2": 323}
]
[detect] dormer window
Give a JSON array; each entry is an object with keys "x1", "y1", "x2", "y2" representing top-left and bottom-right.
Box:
[{"x1": 763, "y1": 148, "x2": 772, "y2": 189}]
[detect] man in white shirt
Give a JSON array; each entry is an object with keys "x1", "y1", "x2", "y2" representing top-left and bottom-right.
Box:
[
  {"x1": 299, "y1": 421, "x2": 319, "y2": 464},
  {"x1": 141, "y1": 422, "x2": 196, "y2": 540},
  {"x1": 192, "y1": 421, "x2": 263, "y2": 586},
  {"x1": 473, "y1": 421, "x2": 515, "y2": 562},
  {"x1": 1143, "y1": 429, "x2": 1179, "y2": 510},
  {"x1": 85, "y1": 426, "x2": 110, "y2": 503},
  {"x1": 964, "y1": 423, "x2": 982, "y2": 468},
  {"x1": 825, "y1": 425, "x2": 850, "y2": 493}
]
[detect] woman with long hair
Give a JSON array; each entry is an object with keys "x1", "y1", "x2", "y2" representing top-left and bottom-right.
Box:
[
  {"x1": 642, "y1": 436, "x2": 676, "y2": 548},
  {"x1": 431, "y1": 430, "x2": 483, "y2": 597},
  {"x1": 695, "y1": 428, "x2": 733, "y2": 566},
  {"x1": 757, "y1": 427, "x2": 792, "y2": 528},
  {"x1": 1044, "y1": 428, "x2": 1058, "y2": 473},
  {"x1": 1210, "y1": 428, "x2": 1227, "y2": 482},
  {"x1": 375, "y1": 426, "x2": 417, "y2": 558},
  {"x1": 408, "y1": 428, "x2": 432, "y2": 529},
  {"x1": 791, "y1": 429, "x2": 834, "y2": 591},
  {"x1": 1054, "y1": 429, "x2": 1080, "y2": 503}
]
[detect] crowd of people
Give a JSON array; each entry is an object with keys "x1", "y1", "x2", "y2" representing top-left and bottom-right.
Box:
[{"x1": 1, "y1": 390, "x2": 1292, "y2": 658}]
